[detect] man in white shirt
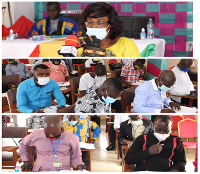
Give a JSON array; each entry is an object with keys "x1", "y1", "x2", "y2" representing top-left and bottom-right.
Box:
[
  {"x1": 169, "y1": 59, "x2": 196, "y2": 103},
  {"x1": 85, "y1": 59, "x2": 105, "y2": 72},
  {"x1": 79, "y1": 64, "x2": 107, "y2": 96}
]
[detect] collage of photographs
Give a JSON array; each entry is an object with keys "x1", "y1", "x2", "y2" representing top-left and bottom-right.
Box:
[{"x1": 1, "y1": 0, "x2": 199, "y2": 173}]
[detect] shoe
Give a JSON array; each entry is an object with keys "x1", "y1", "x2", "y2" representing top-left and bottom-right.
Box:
[{"x1": 106, "y1": 145, "x2": 115, "y2": 151}]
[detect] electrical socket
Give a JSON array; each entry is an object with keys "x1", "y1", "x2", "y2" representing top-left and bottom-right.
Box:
[{"x1": 186, "y1": 41, "x2": 193, "y2": 52}]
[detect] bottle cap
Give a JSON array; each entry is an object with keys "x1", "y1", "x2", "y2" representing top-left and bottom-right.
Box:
[{"x1": 141, "y1": 28, "x2": 145, "y2": 32}]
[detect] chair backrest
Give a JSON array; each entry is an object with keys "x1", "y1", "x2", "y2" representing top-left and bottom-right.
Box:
[
  {"x1": 2, "y1": 126, "x2": 28, "y2": 138},
  {"x1": 178, "y1": 118, "x2": 198, "y2": 138},
  {"x1": 182, "y1": 115, "x2": 195, "y2": 120},
  {"x1": 19, "y1": 59, "x2": 29, "y2": 64},
  {"x1": 2, "y1": 74, "x2": 21, "y2": 89},
  {"x1": 6, "y1": 88, "x2": 18, "y2": 112},
  {"x1": 111, "y1": 69, "x2": 122, "y2": 79},
  {"x1": 121, "y1": 87, "x2": 136, "y2": 113},
  {"x1": 69, "y1": 77, "x2": 81, "y2": 104},
  {"x1": 77, "y1": 64, "x2": 86, "y2": 77},
  {"x1": 109, "y1": 59, "x2": 117, "y2": 64},
  {"x1": 171, "y1": 116, "x2": 183, "y2": 131}
]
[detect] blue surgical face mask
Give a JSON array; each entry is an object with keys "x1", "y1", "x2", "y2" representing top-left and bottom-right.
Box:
[
  {"x1": 180, "y1": 66, "x2": 190, "y2": 72},
  {"x1": 86, "y1": 25, "x2": 110, "y2": 40},
  {"x1": 158, "y1": 80, "x2": 170, "y2": 92},
  {"x1": 102, "y1": 90, "x2": 117, "y2": 104},
  {"x1": 68, "y1": 121, "x2": 78, "y2": 126}
]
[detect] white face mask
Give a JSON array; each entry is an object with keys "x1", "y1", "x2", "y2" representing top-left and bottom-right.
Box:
[
  {"x1": 86, "y1": 25, "x2": 110, "y2": 40},
  {"x1": 95, "y1": 75, "x2": 106, "y2": 87},
  {"x1": 154, "y1": 132, "x2": 170, "y2": 142},
  {"x1": 37, "y1": 77, "x2": 50, "y2": 86},
  {"x1": 132, "y1": 120, "x2": 142, "y2": 126}
]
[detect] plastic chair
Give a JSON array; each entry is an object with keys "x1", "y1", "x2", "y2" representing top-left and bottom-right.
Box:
[
  {"x1": 171, "y1": 116, "x2": 183, "y2": 136},
  {"x1": 182, "y1": 115, "x2": 195, "y2": 120}
]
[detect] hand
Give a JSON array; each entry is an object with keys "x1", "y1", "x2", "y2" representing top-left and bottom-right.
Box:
[
  {"x1": 21, "y1": 161, "x2": 33, "y2": 171},
  {"x1": 190, "y1": 90, "x2": 197, "y2": 95},
  {"x1": 169, "y1": 102, "x2": 181, "y2": 110},
  {"x1": 57, "y1": 105, "x2": 65, "y2": 112},
  {"x1": 76, "y1": 164, "x2": 87, "y2": 171},
  {"x1": 161, "y1": 109, "x2": 175, "y2": 113},
  {"x1": 149, "y1": 143, "x2": 164, "y2": 155},
  {"x1": 141, "y1": 65, "x2": 147, "y2": 70},
  {"x1": 87, "y1": 138, "x2": 95, "y2": 144},
  {"x1": 78, "y1": 38, "x2": 86, "y2": 47},
  {"x1": 32, "y1": 109, "x2": 44, "y2": 113},
  {"x1": 170, "y1": 169, "x2": 179, "y2": 172},
  {"x1": 122, "y1": 140, "x2": 129, "y2": 145}
]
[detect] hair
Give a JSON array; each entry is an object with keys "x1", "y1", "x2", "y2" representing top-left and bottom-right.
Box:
[
  {"x1": 46, "y1": 2, "x2": 60, "y2": 9},
  {"x1": 180, "y1": 59, "x2": 194, "y2": 65},
  {"x1": 103, "y1": 77, "x2": 124, "y2": 91},
  {"x1": 136, "y1": 59, "x2": 146, "y2": 64},
  {"x1": 78, "y1": 2, "x2": 124, "y2": 40},
  {"x1": 154, "y1": 115, "x2": 173, "y2": 123},
  {"x1": 94, "y1": 64, "x2": 106, "y2": 74},
  {"x1": 33, "y1": 64, "x2": 50, "y2": 72}
]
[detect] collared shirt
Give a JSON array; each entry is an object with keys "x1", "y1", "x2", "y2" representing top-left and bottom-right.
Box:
[
  {"x1": 5, "y1": 62, "x2": 30, "y2": 78},
  {"x1": 127, "y1": 119, "x2": 145, "y2": 139},
  {"x1": 74, "y1": 90, "x2": 111, "y2": 113},
  {"x1": 19, "y1": 129, "x2": 84, "y2": 171},
  {"x1": 114, "y1": 115, "x2": 129, "y2": 130},
  {"x1": 62, "y1": 119, "x2": 100, "y2": 143},
  {"x1": 133, "y1": 79, "x2": 171, "y2": 113},
  {"x1": 43, "y1": 62, "x2": 69, "y2": 83},
  {"x1": 121, "y1": 62, "x2": 144, "y2": 83},
  {"x1": 17, "y1": 77, "x2": 66, "y2": 113}
]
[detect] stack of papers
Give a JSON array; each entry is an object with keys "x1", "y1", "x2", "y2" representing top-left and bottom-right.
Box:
[
  {"x1": 131, "y1": 80, "x2": 145, "y2": 86},
  {"x1": 57, "y1": 81, "x2": 70, "y2": 87},
  {"x1": 79, "y1": 142, "x2": 95, "y2": 149},
  {"x1": 175, "y1": 106, "x2": 198, "y2": 113}
]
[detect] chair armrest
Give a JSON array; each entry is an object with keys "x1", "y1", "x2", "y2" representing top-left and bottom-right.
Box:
[{"x1": 2, "y1": 146, "x2": 19, "y2": 152}]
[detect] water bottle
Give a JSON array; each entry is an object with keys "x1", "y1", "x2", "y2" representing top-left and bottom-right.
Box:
[
  {"x1": 9, "y1": 29, "x2": 15, "y2": 41},
  {"x1": 140, "y1": 28, "x2": 146, "y2": 40},
  {"x1": 31, "y1": 35, "x2": 47, "y2": 41},
  {"x1": 15, "y1": 162, "x2": 21, "y2": 172},
  {"x1": 147, "y1": 18, "x2": 154, "y2": 39}
]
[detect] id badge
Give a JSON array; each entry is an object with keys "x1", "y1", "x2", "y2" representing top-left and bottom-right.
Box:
[{"x1": 53, "y1": 162, "x2": 62, "y2": 168}]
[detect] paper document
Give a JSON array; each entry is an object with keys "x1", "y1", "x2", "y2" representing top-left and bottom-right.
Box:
[
  {"x1": 44, "y1": 105, "x2": 58, "y2": 113},
  {"x1": 131, "y1": 80, "x2": 145, "y2": 86},
  {"x1": 2, "y1": 93, "x2": 7, "y2": 97},
  {"x1": 57, "y1": 81, "x2": 70, "y2": 87},
  {"x1": 79, "y1": 142, "x2": 95, "y2": 149},
  {"x1": 175, "y1": 106, "x2": 198, "y2": 113},
  {"x1": 71, "y1": 70, "x2": 78, "y2": 75}
]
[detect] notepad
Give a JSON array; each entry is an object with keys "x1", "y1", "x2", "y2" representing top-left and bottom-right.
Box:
[
  {"x1": 79, "y1": 142, "x2": 95, "y2": 149},
  {"x1": 175, "y1": 106, "x2": 198, "y2": 113},
  {"x1": 57, "y1": 81, "x2": 70, "y2": 87}
]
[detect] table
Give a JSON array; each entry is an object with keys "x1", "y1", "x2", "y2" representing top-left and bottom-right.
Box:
[{"x1": 2, "y1": 38, "x2": 165, "y2": 57}]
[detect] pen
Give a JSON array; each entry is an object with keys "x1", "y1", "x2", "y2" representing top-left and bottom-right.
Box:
[{"x1": 165, "y1": 104, "x2": 172, "y2": 109}]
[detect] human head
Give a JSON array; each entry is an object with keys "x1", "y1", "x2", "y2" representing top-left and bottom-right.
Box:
[
  {"x1": 129, "y1": 115, "x2": 142, "y2": 121},
  {"x1": 79, "y1": 2, "x2": 123, "y2": 40},
  {"x1": 94, "y1": 64, "x2": 107, "y2": 77},
  {"x1": 33, "y1": 64, "x2": 50, "y2": 86},
  {"x1": 178, "y1": 59, "x2": 193, "y2": 72},
  {"x1": 7, "y1": 59, "x2": 15, "y2": 64},
  {"x1": 43, "y1": 115, "x2": 63, "y2": 140},
  {"x1": 67, "y1": 115, "x2": 80, "y2": 126},
  {"x1": 100, "y1": 78, "x2": 124, "y2": 102},
  {"x1": 133, "y1": 59, "x2": 146, "y2": 69},
  {"x1": 46, "y1": 2, "x2": 61, "y2": 20},
  {"x1": 157, "y1": 70, "x2": 176, "y2": 89},
  {"x1": 51, "y1": 59, "x2": 61, "y2": 65}
]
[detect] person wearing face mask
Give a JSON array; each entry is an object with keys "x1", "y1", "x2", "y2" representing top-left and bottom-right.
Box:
[
  {"x1": 125, "y1": 115, "x2": 186, "y2": 172},
  {"x1": 19, "y1": 115, "x2": 85, "y2": 171},
  {"x1": 5, "y1": 59, "x2": 30, "y2": 81},
  {"x1": 43, "y1": 59, "x2": 71, "y2": 83},
  {"x1": 118, "y1": 115, "x2": 153, "y2": 161},
  {"x1": 78, "y1": 2, "x2": 140, "y2": 57},
  {"x1": 62, "y1": 115, "x2": 100, "y2": 170},
  {"x1": 74, "y1": 77, "x2": 124, "y2": 113},
  {"x1": 17, "y1": 64, "x2": 66, "y2": 113},
  {"x1": 133, "y1": 70, "x2": 181, "y2": 113},
  {"x1": 79, "y1": 64, "x2": 107, "y2": 96},
  {"x1": 169, "y1": 59, "x2": 197, "y2": 106},
  {"x1": 85, "y1": 59, "x2": 105, "y2": 73},
  {"x1": 121, "y1": 59, "x2": 148, "y2": 87}
]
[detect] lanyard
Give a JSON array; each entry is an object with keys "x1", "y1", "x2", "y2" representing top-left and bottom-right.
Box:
[
  {"x1": 131, "y1": 124, "x2": 140, "y2": 138},
  {"x1": 50, "y1": 137, "x2": 61, "y2": 160}
]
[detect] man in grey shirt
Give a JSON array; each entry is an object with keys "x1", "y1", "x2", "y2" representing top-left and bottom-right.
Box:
[{"x1": 6, "y1": 59, "x2": 30, "y2": 81}]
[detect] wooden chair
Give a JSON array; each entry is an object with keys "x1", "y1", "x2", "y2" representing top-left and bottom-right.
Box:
[
  {"x1": 2, "y1": 74, "x2": 21, "y2": 89},
  {"x1": 77, "y1": 64, "x2": 86, "y2": 77},
  {"x1": 106, "y1": 115, "x2": 114, "y2": 145},
  {"x1": 115, "y1": 130, "x2": 120, "y2": 159},
  {"x1": 2, "y1": 126, "x2": 28, "y2": 169},
  {"x1": 111, "y1": 69, "x2": 122, "y2": 79},
  {"x1": 69, "y1": 77, "x2": 82, "y2": 104},
  {"x1": 122, "y1": 141, "x2": 133, "y2": 172},
  {"x1": 2, "y1": 97, "x2": 9, "y2": 113},
  {"x1": 121, "y1": 87, "x2": 136, "y2": 113},
  {"x1": 6, "y1": 88, "x2": 21, "y2": 113}
]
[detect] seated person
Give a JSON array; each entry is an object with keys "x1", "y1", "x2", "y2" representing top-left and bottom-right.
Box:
[
  {"x1": 78, "y1": 2, "x2": 140, "y2": 57},
  {"x1": 79, "y1": 64, "x2": 106, "y2": 96},
  {"x1": 62, "y1": 115, "x2": 100, "y2": 169},
  {"x1": 120, "y1": 59, "x2": 147, "y2": 87},
  {"x1": 17, "y1": 64, "x2": 66, "y2": 113},
  {"x1": 75, "y1": 78, "x2": 124, "y2": 113},
  {"x1": 19, "y1": 115, "x2": 85, "y2": 171},
  {"x1": 28, "y1": 2, "x2": 82, "y2": 37},
  {"x1": 169, "y1": 59, "x2": 197, "y2": 104},
  {"x1": 6, "y1": 59, "x2": 30, "y2": 81},
  {"x1": 133, "y1": 70, "x2": 180, "y2": 113},
  {"x1": 106, "y1": 115, "x2": 129, "y2": 151},
  {"x1": 85, "y1": 59, "x2": 105, "y2": 72},
  {"x1": 118, "y1": 115, "x2": 153, "y2": 159},
  {"x1": 125, "y1": 115, "x2": 186, "y2": 172},
  {"x1": 43, "y1": 59, "x2": 71, "y2": 82},
  {"x1": 31, "y1": 59, "x2": 50, "y2": 73}
]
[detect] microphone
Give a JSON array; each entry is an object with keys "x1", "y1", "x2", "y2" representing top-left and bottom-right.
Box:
[
  {"x1": 58, "y1": 35, "x2": 78, "y2": 57},
  {"x1": 81, "y1": 36, "x2": 106, "y2": 57}
]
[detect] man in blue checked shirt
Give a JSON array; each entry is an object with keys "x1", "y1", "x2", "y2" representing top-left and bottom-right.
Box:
[
  {"x1": 62, "y1": 115, "x2": 100, "y2": 170},
  {"x1": 17, "y1": 64, "x2": 66, "y2": 113}
]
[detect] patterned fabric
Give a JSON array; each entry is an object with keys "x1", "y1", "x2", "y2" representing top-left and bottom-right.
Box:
[
  {"x1": 27, "y1": 115, "x2": 45, "y2": 129},
  {"x1": 74, "y1": 91, "x2": 111, "y2": 113},
  {"x1": 127, "y1": 119, "x2": 145, "y2": 139},
  {"x1": 62, "y1": 119, "x2": 100, "y2": 142},
  {"x1": 121, "y1": 62, "x2": 144, "y2": 83}
]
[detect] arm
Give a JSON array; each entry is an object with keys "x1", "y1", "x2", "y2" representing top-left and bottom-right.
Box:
[
  {"x1": 120, "y1": 65, "x2": 131, "y2": 86},
  {"x1": 141, "y1": 66, "x2": 147, "y2": 80},
  {"x1": 118, "y1": 123, "x2": 127, "y2": 144},
  {"x1": 24, "y1": 64, "x2": 30, "y2": 78},
  {"x1": 5, "y1": 65, "x2": 12, "y2": 75},
  {"x1": 120, "y1": 76, "x2": 131, "y2": 87},
  {"x1": 64, "y1": 66, "x2": 71, "y2": 81},
  {"x1": 52, "y1": 82, "x2": 66, "y2": 107},
  {"x1": 81, "y1": 90, "x2": 87, "y2": 96},
  {"x1": 79, "y1": 75, "x2": 89, "y2": 96},
  {"x1": 89, "y1": 120, "x2": 100, "y2": 140},
  {"x1": 28, "y1": 22, "x2": 39, "y2": 37}
]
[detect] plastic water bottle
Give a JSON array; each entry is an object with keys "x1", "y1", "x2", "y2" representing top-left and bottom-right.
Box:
[
  {"x1": 9, "y1": 29, "x2": 15, "y2": 41},
  {"x1": 147, "y1": 18, "x2": 154, "y2": 39},
  {"x1": 31, "y1": 35, "x2": 47, "y2": 41},
  {"x1": 15, "y1": 162, "x2": 21, "y2": 172},
  {"x1": 140, "y1": 28, "x2": 146, "y2": 40}
]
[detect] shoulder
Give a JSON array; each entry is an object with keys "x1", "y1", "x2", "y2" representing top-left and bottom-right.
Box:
[
  {"x1": 118, "y1": 37, "x2": 136, "y2": 45},
  {"x1": 49, "y1": 79, "x2": 59, "y2": 86},
  {"x1": 136, "y1": 80, "x2": 151, "y2": 90},
  {"x1": 19, "y1": 78, "x2": 32, "y2": 86},
  {"x1": 121, "y1": 120, "x2": 129, "y2": 126},
  {"x1": 60, "y1": 16, "x2": 77, "y2": 24}
]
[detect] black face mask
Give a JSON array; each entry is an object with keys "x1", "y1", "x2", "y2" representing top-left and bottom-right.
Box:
[
  {"x1": 52, "y1": 60, "x2": 61, "y2": 65},
  {"x1": 46, "y1": 133, "x2": 61, "y2": 140}
]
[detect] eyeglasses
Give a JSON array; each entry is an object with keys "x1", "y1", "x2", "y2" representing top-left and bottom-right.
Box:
[{"x1": 85, "y1": 21, "x2": 108, "y2": 28}]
